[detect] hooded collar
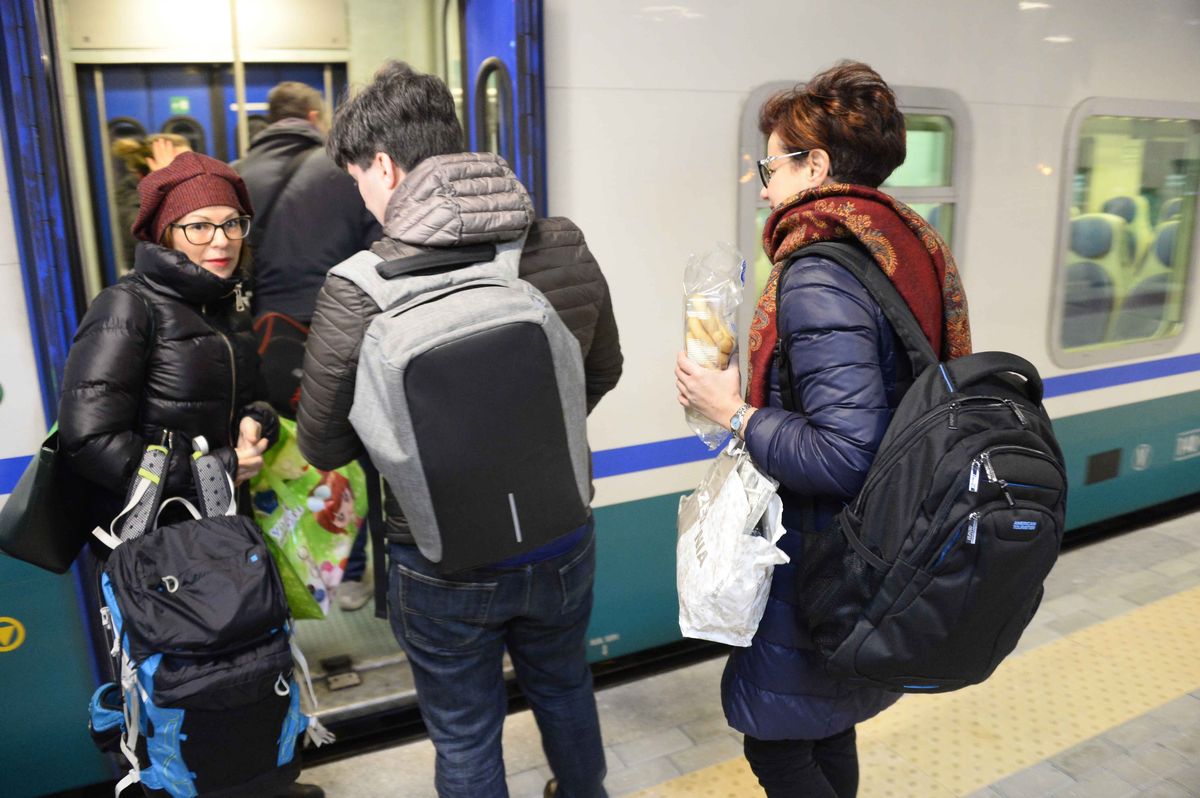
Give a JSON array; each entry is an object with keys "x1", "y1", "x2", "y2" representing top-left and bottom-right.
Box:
[
  {"x1": 133, "y1": 242, "x2": 244, "y2": 306},
  {"x1": 248, "y1": 119, "x2": 324, "y2": 154},
  {"x1": 379, "y1": 152, "x2": 534, "y2": 249}
]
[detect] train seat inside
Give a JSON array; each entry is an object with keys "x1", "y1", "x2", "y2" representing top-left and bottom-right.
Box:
[
  {"x1": 1159, "y1": 197, "x2": 1183, "y2": 224},
  {"x1": 1110, "y1": 220, "x2": 1182, "y2": 341},
  {"x1": 1063, "y1": 213, "x2": 1126, "y2": 347},
  {"x1": 1101, "y1": 194, "x2": 1153, "y2": 273}
]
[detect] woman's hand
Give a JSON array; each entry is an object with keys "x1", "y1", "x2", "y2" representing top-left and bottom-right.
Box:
[
  {"x1": 146, "y1": 138, "x2": 183, "y2": 172},
  {"x1": 234, "y1": 416, "x2": 269, "y2": 485},
  {"x1": 675, "y1": 351, "x2": 744, "y2": 429}
]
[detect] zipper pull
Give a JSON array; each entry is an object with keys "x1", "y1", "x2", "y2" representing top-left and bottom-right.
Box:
[
  {"x1": 968, "y1": 458, "x2": 981, "y2": 492},
  {"x1": 997, "y1": 479, "x2": 1016, "y2": 507},
  {"x1": 99, "y1": 606, "x2": 112, "y2": 631},
  {"x1": 967, "y1": 512, "x2": 980, "y2": 544},
  {"x1": 981, "y1": 451, "x2": 998, "y2": 483},
  {"x1": 1004, "y1": 399, "x2": 1029, "y2": 428},
  {"x1": 234, "y1": 283, "x2": 250, "y2": 313},
  {"x1": 948, "y1": 401, "x2": 959, "y2": 430}
]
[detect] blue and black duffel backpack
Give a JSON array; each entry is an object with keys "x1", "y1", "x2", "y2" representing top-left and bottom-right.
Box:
[
  {"x1": 88, "y1": 435, "x2": 332, "y2": 797},
  {"x1": 779, "y1": 242, "x2": 1068, "y2": 694}
]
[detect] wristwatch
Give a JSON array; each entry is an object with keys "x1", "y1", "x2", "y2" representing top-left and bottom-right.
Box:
[{"x1": 729, "y1": 403, "x2": 752, "y2": 437}]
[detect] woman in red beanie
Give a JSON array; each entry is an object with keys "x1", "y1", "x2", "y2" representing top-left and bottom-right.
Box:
[
  {"x1": 57, "y1": 153, "x2": 325, "y2": 797},
  {"x1": 60, "y1": 150, "x2": 279, "y2": 518}
]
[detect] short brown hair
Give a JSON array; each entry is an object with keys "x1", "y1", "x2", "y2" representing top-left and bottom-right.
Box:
[
  {"x1": 268, "y1": 81, "x2": 324, "y2": 123},
  {"x1": 758, "y1": 61, "x2": 906, "y2": 188}
]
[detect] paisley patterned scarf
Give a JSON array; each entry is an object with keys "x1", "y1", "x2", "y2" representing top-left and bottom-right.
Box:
[{"x1": 746, "y1": 183, "x2": 972, "y2": 408}]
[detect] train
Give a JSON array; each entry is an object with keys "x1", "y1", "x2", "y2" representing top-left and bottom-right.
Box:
[{"x1": 1, "y1": 0, "x2": 1198, "y2": 795}]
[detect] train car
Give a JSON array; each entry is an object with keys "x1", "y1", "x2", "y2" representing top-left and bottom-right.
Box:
[{"x1": 1, "y1": 0, "x2": 1197, "y2": 795}]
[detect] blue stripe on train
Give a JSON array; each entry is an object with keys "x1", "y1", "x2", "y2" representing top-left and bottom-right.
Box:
[{"x1": 2, "y1": 351, "x2": 1197, "y2": 491}]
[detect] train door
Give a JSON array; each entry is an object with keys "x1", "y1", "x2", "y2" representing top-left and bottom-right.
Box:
[
  {"x1": 76, "y1": 63, "x2": 344, "y2": 286},
  {"x1": 453, "y1": 0, "x2": 547, "y2": 215}
]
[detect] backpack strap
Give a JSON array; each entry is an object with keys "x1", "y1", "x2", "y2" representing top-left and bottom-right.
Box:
[
  {"x1": 376, "y1": 243, "x2": 498, "y2": 279},
  {"x1": 247, "y1": 145, "x2": 320, "y2": 250},
  {"x1": 330, "y1": 234, "x2": 527, "y2": 313},
  {"x1": 774, "y1": 241, "x2": 937, "y2": 412},
  {"x1": 93, "y1": 434, "x2": 235, "y2": 549}
]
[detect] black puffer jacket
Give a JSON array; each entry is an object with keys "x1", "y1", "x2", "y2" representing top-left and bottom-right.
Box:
[{"x1": 60, "y1": 243, "x2": 278, "y2": 523}]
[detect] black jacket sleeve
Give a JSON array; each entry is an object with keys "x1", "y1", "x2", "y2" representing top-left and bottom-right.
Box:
[
  {"x1": 519, "y1": 217, "x2": 623, "y2": 413},
  {"x1": 296, "y1": 275, "x2": 376, "y2": 470},
  {"x1": 59, "y1": 284, "x2": 153, "y2": 494},
  {"x1": 582, "y1": 274, "x2": 622, "y2": 413}
]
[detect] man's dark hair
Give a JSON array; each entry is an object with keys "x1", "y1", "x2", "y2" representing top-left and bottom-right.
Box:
[
  {"x1": 267, "y1": 81, "x2": 324, "y2": 124},
  {"x1": 327, "y1": 61, "x2": 463, "y2": 171}
]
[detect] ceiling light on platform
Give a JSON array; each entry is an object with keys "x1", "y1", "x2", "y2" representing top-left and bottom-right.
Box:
[
  {"x1": 1044, "y1": 35, "x2": 1075, "y2": 43},
  {"x1": 1019, "y1": 2, "x2": 1052, "y2": 10}
]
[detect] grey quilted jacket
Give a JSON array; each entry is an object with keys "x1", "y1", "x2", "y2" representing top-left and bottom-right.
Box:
[{"x1": 296, "y1": 152, "x2": 622, "y2": 543}]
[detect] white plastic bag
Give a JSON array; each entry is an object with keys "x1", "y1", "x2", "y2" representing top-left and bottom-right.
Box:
[
  {"x1": 676, "y1": 440, "x2": 788, "y2": 647},
  {"x1": 683, "y1": 242, "x2": 747, "y2": 449}
]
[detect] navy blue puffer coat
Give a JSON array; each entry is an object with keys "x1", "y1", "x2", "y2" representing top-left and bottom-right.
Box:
[{"x1": 721, "y1": 252, "x2": 904, "y2": 741}]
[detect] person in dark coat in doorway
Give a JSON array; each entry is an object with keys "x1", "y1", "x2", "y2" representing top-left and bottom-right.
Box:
[
  {"x1": 675, "y1": 61, "x2": 972, "y2": 798},
  {"x1": 234, "y1": 81, "x2": 380, "y2": 326}
]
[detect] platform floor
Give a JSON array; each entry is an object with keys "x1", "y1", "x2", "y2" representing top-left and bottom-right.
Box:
[{"x1": 303, "y1": 509, "x2": 1200, "y2": 797}]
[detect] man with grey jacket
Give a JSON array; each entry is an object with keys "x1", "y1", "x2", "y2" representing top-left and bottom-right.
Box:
[{"x1": 296, "y1": 61, "x2": 621, "y2": 798}]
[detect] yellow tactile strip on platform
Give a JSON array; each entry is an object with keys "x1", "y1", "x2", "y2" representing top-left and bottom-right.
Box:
[{"x1": 632, "y1": 586, "x2": 1200, "y2": 797}]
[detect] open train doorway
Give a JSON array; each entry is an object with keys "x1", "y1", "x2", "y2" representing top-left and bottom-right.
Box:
[{"x1": 76, "y1": 62, "x2": 346, "y2": 284}]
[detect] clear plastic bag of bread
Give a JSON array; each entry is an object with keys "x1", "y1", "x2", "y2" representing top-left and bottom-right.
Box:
[{"x1": 683, "y1": 242, "x2": 747, "y2": 449}]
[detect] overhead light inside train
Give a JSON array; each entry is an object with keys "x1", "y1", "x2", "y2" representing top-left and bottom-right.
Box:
[
  {"x1": 1018, "y1": 2, "x2": 1052, "y2": 9},
  {"x1": 637, "y1": 5, "x2": 704, "y2": 19},
  {"x1": 1043, "y1": 35, "x2": 1075, "y2": 43}
]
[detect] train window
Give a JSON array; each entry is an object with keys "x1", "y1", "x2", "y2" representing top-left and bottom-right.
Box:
[
  {"x1": 107, "y1": 116, "x2": 146, "y2": 142},
  {"x1": 1052, "y1": 100, "x2": 1200, "y2": 366},
  {"x1": 161, "y1": 116, "x2": 207, "y2": 155},
  {"x1": 884, "y1": 114, "x2": 956, "y2": 243},
  {"x1": 740, "y1": 87, "x2": 970, "y2": 297}
]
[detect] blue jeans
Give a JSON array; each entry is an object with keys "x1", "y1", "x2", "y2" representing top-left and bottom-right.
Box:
[
  {"x1": 388, "y1": 528, "x2": 607, "y2": 798},
  {"x1": 343, "y1": 519, "x2": 368, "y2": 582}
]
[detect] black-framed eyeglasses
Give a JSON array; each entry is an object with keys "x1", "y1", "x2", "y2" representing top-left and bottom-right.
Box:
[
  {"x1": 169, "y1": 216, "x2": 252, "y2": 245},
  {"x1": 756, "y1": 150, "x2": 811, "y2": 189}
]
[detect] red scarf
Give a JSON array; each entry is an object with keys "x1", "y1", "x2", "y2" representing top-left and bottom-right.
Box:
[{"x1": 747, "y1": 184, "x2": 972, "y2": 408}]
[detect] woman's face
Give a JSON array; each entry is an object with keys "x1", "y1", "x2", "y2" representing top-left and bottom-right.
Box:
[
  {"x1": 760, "y1": 132, "x2": 822, "y2": 210},
  {"x1": 168, "y1": 205, "x2": 243, "y2": 279}
]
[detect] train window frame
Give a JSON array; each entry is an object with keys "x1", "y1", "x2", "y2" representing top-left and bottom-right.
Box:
[
  {"x1": 1049, "y1": 97, "x2": 1200, "y2": 369},
  {"x1": 738, "y1": 84, "x2": 971, "y2": 299}
]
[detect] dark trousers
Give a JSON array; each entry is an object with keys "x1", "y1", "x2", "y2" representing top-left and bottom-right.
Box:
[{"x1": 743, "y1": 727, "x2": 859, "y2": 798}]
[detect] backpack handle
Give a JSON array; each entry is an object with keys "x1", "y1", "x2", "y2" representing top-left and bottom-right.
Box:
[{"x1": 942, "y1": 351, "x2": 1045, "y2": 404}]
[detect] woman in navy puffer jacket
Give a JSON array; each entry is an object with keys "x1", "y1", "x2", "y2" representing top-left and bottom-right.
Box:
[{"x1": 676, "y1": 61, "x2": 971, "y2": 798}]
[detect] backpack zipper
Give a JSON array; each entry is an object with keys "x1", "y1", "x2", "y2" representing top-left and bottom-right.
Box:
[{"x1": 852, "y1": 398, "x2": 1008, "y2": 517}]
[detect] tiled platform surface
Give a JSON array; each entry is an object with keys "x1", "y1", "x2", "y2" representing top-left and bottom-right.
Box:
[{"x1": 303, "y1": 510, "x2": 1200, "y2": 797}]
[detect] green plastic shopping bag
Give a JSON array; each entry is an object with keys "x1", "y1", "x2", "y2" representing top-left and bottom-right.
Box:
[{"x1": 250, "y1": 419, "x2": 366, "y2": 618}]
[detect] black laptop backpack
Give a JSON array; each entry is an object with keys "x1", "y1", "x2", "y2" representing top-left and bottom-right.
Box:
[{"x1": 781, "y1": 242, "x2": 1068, "y2": 693}]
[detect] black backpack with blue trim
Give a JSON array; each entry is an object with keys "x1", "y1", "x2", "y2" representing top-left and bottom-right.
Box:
[
  {"x1": 88, "y1": 434, "x2": 333, "y2": 797},
  {"x1": 783, "y1": 242, "x2": 1068, "y2": 693}
]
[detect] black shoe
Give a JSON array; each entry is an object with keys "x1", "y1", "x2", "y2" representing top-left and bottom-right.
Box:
[
  {"x1": 544, "y1": 778, "x2": 558, "y2": 798},
  {"x1": 274, "y1": 783, "x2": 325, "y2": 798}
]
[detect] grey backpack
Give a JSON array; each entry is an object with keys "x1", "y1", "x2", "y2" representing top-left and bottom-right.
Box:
[{"x1": 329, "y1": 237, "x2": 591, "y2": 572}]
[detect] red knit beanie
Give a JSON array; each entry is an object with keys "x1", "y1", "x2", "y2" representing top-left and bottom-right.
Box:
[{"x1": 132, "y1": 152, "x2": 254, "y2": 243}]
